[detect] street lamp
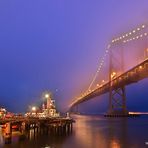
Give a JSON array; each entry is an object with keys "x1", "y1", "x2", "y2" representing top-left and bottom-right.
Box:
[
  {"x1": 31, "y1": 106, "x2": 37, "y2": 117},
  {"x1": 45, "y1": 93, "x2": 50, "y2": 98},
  {"x1": 32, "y1": 106, "x2": 36, "y2": 112}
]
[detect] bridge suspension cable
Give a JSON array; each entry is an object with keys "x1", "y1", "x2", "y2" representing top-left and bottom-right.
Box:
[
  {"x1": 87, "y1": 23, "x2": 147, "y2": 92},
  {"x1": 71, "y1": 23, "x2": 148, "y2": 108},
  {"x1": 87, "y1": 44, "x2": 111, "y2": 91}
]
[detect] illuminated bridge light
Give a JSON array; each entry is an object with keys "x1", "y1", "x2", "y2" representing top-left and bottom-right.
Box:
[
  {"x1": 139, "y1": 66, "x2": 143, "y2": 69},
  {"x1": 97, "y1": 84, "x2": 100, "y2": 87},
  {"x1": 137, "y1": 28, "x2": 140, "y2": 31},
  {"x1": 112, "y1": 40, "x2": 115, "y2": 43},
  {"x1": 113, "y1": 23, "x2": 147, "y2": 45},
  {"x1": 111, "y1": 72, "x2": 117, "y2": 78},
  {"x1": 133, "y1": 30, "x2": 136, "y2": 33},
  {"x1": 142, "y1": 24, "x2": 145, "y2": 28}
]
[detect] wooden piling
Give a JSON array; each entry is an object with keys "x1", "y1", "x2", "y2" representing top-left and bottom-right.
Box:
[{"x1": 4, "y1": 122, "x2": 12, "y2": 144}]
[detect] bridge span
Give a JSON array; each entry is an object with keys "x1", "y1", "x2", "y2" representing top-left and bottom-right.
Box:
[
  {"x1": 70, "y1": 58, "x2": 148, "y2": 114},
  {"x1": 70, "y1": 24, "x2": 148, "y2": 115}
]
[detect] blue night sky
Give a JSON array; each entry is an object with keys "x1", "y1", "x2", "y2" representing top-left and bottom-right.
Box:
[{"x1": 0, "y1": 1, "x2": 148, "y2": 113}]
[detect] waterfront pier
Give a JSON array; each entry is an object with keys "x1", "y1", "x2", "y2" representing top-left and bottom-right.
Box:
[{"x1": 0, "y1": 117, "x2": 74, "y2": 144}]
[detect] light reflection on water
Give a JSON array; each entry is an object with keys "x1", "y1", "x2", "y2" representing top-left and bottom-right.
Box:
[{"x1": 0, "y1": 115, "x2": 148, "y2": 148}]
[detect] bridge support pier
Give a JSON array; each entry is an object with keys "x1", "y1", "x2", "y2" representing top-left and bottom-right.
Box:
[{"x1": 108, "y1": 85, "x2": 128, "y2": 116}]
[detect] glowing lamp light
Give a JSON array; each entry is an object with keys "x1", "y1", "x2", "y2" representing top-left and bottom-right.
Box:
[
  {"x1": 129, "y1": 32, "x2": 132, "y2": 35},
  {"x1": 45, "y1": 93, "x2": 50, "y2": 98},
  {"x1": 139, "y1": 66, "x2": 143, "y2": 69},
  {"x1": 113, "y1": 72, "x2": 116, "y2": 75},
  {"x1": 2, "y1": 108, "x2": 6, "y2": 112},
  {"x1": 32, "y1": 106, "x2": 36, "y2": 111},
  {"x1": 137, "y1": 28, "x2": 140, "y2": 31},
  {"x1": 112, "y1": 40, "x2": 115, "y2": 43},
  {"x1": 111, "y1": 72, "x2": 117, "y2": 78},
  {"x1": 142, "y1": 25, "x2": 145, "y2": 28}
]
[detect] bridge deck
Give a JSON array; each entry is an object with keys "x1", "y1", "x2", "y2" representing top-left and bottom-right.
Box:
[{"x1": 71, "y1": 59, "x2": 148, "y2": 107}]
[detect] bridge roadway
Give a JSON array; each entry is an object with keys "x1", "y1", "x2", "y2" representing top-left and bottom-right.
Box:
[{"x1": 70, "y1": 58, "x2": 148, "y2": 107}]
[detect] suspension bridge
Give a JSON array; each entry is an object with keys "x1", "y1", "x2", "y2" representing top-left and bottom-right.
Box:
[{"x1": 69, "y1": 23, "x2": 148, "y2": 116}]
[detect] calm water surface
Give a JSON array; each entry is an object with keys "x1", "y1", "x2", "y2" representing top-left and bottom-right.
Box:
[{"x1": 0, "y1": 114, "x2": 148, "y2": 148}]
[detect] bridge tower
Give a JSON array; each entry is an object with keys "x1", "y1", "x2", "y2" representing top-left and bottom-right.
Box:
[{"x1": 108, "y1": 46, "x2": 128, "y2": 116}]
